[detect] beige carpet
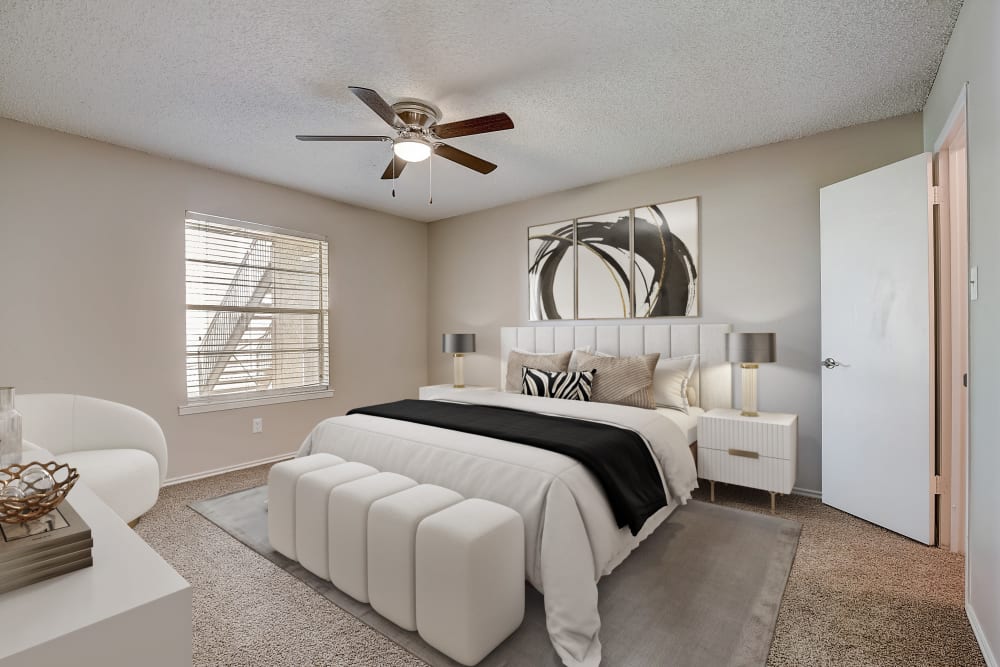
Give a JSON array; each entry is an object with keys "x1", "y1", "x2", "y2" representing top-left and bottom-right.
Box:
[
  {"x1": 137, "y1": 465, "x2": 985, "y2": 667},
  {"x1": 138, "y1": 465, "x2": 424, "y2": 667},
  {"x1": 693, "y1": 484, "x2": 985, "y2": 667}
]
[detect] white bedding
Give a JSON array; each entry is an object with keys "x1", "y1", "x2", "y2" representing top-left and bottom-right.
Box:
[
  {"x1": 297, "y1": 390, "x2": 698, "y2": 666},
  {"x1": 657, "y1": 405, "x2": 704, "y2": 444}
]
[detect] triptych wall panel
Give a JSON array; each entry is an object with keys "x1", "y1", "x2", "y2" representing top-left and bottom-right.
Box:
[
  {"x1": 527, "y1": 197, "x2": 700, "y2": 320},
  {"x1": 527, "y1": 220, "x2": 575, "y2": 321},
  {"x1": 576, "y1": 210, "x2": 632, "y2": 319}
]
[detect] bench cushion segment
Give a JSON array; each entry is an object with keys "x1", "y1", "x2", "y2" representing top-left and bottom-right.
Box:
[
  {"x1": 267, "y1": 453, "x2": 344, "y2": 559},
  {"x1": 328, "y1": 472, "x2": 417, "y2": 603},
  {"x1": 367, "y1": 484, "x2": 464, "y2": 630},
  {"x1": 295, "y1": 462, "x2": 378, "y2": 579},
  {"x1": 416, "y1": 498, "x2": 526, "y2": 666}
]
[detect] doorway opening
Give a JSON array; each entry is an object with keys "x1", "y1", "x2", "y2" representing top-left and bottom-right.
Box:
[{"x1": 933, "y1": 87, "x2": 969, "y2": 553}]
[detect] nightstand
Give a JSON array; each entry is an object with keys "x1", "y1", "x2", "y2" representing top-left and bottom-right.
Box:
[
  {"x1": 696, "y1": 408, "x2": 797, "y2": 513},
  {"x1": 418, "y1": 385, "x2": 496, "y2": 401}
]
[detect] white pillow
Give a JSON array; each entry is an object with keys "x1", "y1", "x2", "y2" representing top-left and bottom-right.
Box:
[{"x1": 654, "y1": 355, "x2": 698, "y2": 413}]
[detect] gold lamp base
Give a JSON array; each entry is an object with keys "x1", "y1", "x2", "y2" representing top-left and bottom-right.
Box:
[
  {"x1": 740, "y1": 363, "x2": 760, "y2": 417},
  {"x1": 452, "y1": 353, "x2": 465, "y2": 388}
]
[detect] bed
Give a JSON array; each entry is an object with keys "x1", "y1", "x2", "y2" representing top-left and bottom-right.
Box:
[{"x1": 297, "y1": 323, "x2": 733, "y2": 666}]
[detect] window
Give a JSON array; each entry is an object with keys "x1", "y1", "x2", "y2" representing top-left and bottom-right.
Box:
[{"x1": 183, "y1": 212, "x2": 329, "y2": 410}]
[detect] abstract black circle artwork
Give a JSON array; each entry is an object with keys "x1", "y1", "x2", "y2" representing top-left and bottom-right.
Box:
[{"x1": 528, "y1": 197, "x2": 699, "y2": 320}]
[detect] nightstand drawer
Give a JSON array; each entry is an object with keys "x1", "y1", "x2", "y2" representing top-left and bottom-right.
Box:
[
  {"x1": 697, "y1": 448, "x2": 794, "y2": 494},
  {"x1": 697, "y1": 411, "x2": 797, "y2": 460}
]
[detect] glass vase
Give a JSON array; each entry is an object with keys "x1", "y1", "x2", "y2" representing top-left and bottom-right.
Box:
[{"x1": 0, "y1": 387, "x2": 23, "y2": 467}]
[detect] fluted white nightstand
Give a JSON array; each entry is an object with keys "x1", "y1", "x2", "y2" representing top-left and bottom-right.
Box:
[
  {"x1": 418, "y1": 385, "x2": 496, "y2": 401},
  {"x1": 697, "y1": 408, "x2": 797, "y2": 513}
]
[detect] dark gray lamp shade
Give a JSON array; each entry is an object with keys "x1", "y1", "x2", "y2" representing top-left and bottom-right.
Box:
[
  {"x1": 726, "y1": 332, "x2": 776, "y2": 363},
  {"x1": 442, "y1": 333, "x2": 476, "y2": 354}
]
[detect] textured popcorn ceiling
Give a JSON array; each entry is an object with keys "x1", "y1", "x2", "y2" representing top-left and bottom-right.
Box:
[{"x1": 0, "y1": 1, "x2": 961, "y2": 222}]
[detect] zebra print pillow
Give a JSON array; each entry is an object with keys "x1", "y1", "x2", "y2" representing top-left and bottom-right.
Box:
[{"x1": 521, "y1": 367, "x2": 596, "y2": 401}]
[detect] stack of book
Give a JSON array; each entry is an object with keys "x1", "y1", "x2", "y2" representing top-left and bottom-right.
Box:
[{"x1": 0, "y1": 501, "x2": 93, "y2": 594}]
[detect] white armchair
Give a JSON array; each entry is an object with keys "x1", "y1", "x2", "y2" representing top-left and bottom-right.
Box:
[{"x1": 15, "y1": 394, "x2": 168, "y2": 524}]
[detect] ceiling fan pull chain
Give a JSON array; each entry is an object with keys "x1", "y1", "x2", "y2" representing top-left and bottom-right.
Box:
[
  {"x1": 428, "y1": 145, "x2": 433, "y2": 205},
  {"x1": 391, "y1": 142, "x2": 396, "y2": 197}
]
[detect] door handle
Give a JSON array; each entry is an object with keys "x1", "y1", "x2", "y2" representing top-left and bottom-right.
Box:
[{"x1": 821, "y1": 357, "x2": 842, "y2": 369}]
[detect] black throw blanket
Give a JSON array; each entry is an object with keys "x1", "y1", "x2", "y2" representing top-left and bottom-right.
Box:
[{"x1": 347, "y1": 399, "x2": 667, "y2": 535}]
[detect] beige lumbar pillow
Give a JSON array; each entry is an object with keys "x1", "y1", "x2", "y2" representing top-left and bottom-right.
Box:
[
  {"x1": 573, "y1": 351, "x2": 660, "y2": 409},
  {"x1": 505, "y1": 349, "x2": 572, "y2": 392}
]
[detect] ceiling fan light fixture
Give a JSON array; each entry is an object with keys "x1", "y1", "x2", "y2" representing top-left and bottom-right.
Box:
[
  {"x1": 393, "y1": 137, "x2": 432, "y2": 162},
  {"x1": 297, "y1": 87, "x2": 512, "y2": 185}
]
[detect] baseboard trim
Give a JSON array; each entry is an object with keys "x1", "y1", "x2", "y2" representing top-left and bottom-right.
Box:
[
  {"x1": 792, "y1": 486, "x2": 822, "y2": 499},
  {"x1": 164, "y1": 452, "x2": 296, "y2": 487},
  {"x1": 967, "y1": 601, "x2": 998, "y2": 667}
]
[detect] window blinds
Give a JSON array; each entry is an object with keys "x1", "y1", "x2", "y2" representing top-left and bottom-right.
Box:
[{"x1": 184, "y1": 212, "x2": 329, "y2": 402}]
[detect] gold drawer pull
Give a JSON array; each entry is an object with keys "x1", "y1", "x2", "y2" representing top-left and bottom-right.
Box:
[{"x1": 728, "y1": 448, "x2": 759, "y2": 459}]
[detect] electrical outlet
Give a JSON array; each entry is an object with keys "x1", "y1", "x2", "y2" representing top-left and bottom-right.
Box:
[{"x1": 252, "y1": 417, "x2": 263, "y2": 434}]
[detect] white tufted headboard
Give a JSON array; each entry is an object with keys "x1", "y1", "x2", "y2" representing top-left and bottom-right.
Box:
[{"x1": 500, "y1": 324, "x2": 733, "y2": 410}]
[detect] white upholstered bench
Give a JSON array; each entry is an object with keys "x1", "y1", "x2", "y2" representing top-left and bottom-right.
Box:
[{"x1": 266, "y1": 455, "x2": 525, "y2": 666}]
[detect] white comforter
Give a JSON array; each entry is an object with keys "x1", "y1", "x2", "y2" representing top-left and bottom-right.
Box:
[{"x1": 297, "y1": 390, "x2": 698, "y2": 666}]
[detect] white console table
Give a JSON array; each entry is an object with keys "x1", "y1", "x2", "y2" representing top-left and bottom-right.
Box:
[{"x1": 0, "y1": 475, "x2": 191, "y2": 666}]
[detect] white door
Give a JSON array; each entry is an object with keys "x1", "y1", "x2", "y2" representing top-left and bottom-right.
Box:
[{"x1": 820, "y1": 153, "x2": 935, "y2": 545}]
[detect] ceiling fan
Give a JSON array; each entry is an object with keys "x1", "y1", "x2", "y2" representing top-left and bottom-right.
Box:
[{"x1": 296, "y1": 86, "x2": 514, "y2": 181}]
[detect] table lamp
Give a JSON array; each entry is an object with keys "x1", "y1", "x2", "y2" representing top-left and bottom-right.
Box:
[
  {"x1": 726, "y1": 332, "x2": 776, "y2": 417},
  {"x1": 442, "y1": 333, "x2": 476, "y2": 388}
]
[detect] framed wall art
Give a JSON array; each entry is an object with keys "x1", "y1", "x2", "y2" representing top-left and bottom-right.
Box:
[{"x1": 527, "y1": 196, "x2": 699, "y2": 320}]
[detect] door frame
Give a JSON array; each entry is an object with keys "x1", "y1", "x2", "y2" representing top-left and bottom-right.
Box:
[{"x1": 932, "y1": 84, "x2": 970, "y2": 555}]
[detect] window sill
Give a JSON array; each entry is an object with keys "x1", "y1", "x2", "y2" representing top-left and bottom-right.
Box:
[{"x1": 178, "y1": 390, "x2": 335, "y2": 415}]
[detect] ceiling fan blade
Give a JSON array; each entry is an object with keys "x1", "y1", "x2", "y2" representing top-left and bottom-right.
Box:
[
  {"x1": 295, "y1": 135, "x2": 390, "y2": 141},
  {"x1": 380, "y1": 155, "x2": 408, "y2": 180},
  {"x1": 348, "y1": 86, "x2": 405, "y2": 129},
  {"x1": 433, "y1": 113, "x2": 514, "y2": 139},
  {"x1": 435, "y1": 143, "x2": 497, "y2": 174}
]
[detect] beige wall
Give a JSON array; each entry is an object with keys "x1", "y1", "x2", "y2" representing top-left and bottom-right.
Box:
[
  {"x1": 0, "y1": 118, "x2": 428, "y2": 479},
  {"x1": 923, "y1": 0, "x2": 1000, "y2": 661},
  {"x1": 427, "y1": 113, "x2": 923, "y2": 494},
  {"x1": 0, "y1": 110, "x2": 932, "y2": 498}
]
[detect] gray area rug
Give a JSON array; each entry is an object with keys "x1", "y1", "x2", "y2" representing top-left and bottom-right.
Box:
[{"x1": 191, "y1": 488, "x2": 799, "y2": 667}]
